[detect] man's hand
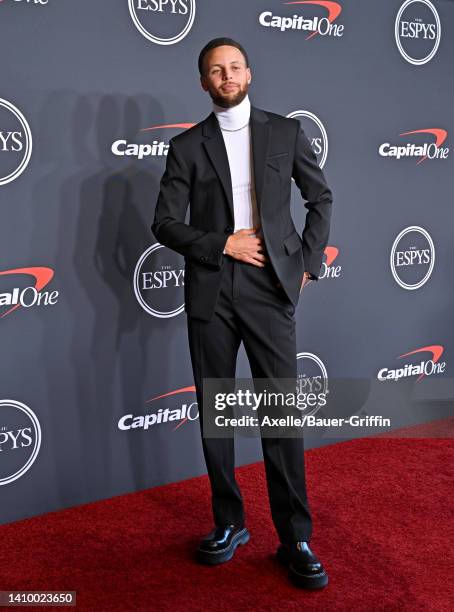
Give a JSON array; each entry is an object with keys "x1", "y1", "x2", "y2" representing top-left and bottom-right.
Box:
[
  {"x1": 224, "y1": 227, "x2": 268, "y2": 267},
  {"x1": 300, "y1": 272, "x2": 313, "y2": 293}
]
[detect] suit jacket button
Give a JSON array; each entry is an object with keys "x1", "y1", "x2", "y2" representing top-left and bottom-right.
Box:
[{"x1": 224, "y1": 226, "x2": 233, "y2": 233}]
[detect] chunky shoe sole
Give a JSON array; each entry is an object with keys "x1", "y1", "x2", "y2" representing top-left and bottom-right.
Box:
[
  {"x1": 276, "y1": 544, "x2": 329, "y2": 589},
  {"x1": 196, "y1": 528, "x2": 250, "y2": 565}
]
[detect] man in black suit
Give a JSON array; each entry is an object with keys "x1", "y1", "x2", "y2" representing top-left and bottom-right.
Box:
[{"x1": 152, "y1": 37, "x2": 333, "y2": 589}]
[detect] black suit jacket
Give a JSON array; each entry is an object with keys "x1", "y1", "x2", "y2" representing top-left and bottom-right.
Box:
[{"x1": 151, "y1": 104, "x2": 333, "y2": 321}]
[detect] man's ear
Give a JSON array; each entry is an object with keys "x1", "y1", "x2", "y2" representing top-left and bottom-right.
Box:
[{"x1": 200, "y1": 75, "x2": 208, "y2": 92}]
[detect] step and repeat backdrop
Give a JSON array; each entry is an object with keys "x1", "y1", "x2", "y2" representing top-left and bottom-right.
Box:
[{"x1": 1, "y1": 0, "x2": 453, "y2": 524}]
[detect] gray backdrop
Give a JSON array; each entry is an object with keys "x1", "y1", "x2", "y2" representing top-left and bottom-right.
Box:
[{"x1": 1, "y1": 0, "x2": 452, "y2": 525}]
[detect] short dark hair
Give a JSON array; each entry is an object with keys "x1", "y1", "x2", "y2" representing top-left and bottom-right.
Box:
[{"x1": 198, "y1": 37, "x2": 249, "y2": 76}]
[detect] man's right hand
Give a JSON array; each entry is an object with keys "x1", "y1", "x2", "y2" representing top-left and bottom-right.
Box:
[{"x1": 224, "y1": 227, "x2": 268, "y2": 267}]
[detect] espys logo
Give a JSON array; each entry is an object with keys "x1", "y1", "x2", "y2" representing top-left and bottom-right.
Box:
[
  {"x1": 111, "y1": 122, "x2": 194, "y2": 160},
  {"x1": 0, "y1": 267, "x2": 58, "y2": 318},
  {"x1": 390, "y1": 226, "x2": 435, "y2": 290},
  {"x1": 128, "y1": 0, "x2": 196, "y2": 45},
  {"x1": 378, "y1": 128, "x2": 449, "y2": 163},
  {"x1": 118, "y1": 385, "x2": 198, "y2": 432},
  {"x1": 378, "y1": 345, "x2": 446, "y2": 382},
  {"x1": 259, "y1": 1, "x2": 344, "y2": 39},
  {"x1": 0, "y1": 98, "x2": 32, "y2": 186},
  {"x1": 296, "y1": 351, "x2": 329, "y2": 417},
  {"x1": 134, "y1": 244, "x2": 185, "y2": 318},
  {"x1": 287, "y1": 110, "x2": 328, "y2": 168},
  {"x1": 319, "y1": 246, "x2": 342, "y2": 279},
  {"x1": 0, "y1": 399, "x2": 41, "y2": 486},
  {"x1": 395, "y1": 0, "x2": 441, "y2": 65}
]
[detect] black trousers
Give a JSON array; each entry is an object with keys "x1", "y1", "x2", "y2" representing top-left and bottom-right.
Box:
[{"x1": 187, "y1": 255, "x2": 312, "y2": 544}]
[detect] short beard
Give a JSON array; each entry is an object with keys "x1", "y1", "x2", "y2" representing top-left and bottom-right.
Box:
[{"x1": 209, "y1": 86, "x2": 248, "y2": 109}]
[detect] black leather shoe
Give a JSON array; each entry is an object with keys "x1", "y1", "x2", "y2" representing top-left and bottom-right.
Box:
[
  {"x1": 276, "y1": 541, "x2": 328, "y2": 589},
  {"x1": 196, "y1": 524, "x2": 250, "y2": 565}
]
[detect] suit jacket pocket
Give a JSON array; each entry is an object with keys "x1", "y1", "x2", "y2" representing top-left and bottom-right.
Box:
[
  {"x1": 267, "y1": 152, "x2": 288, "y2": 158},
  {"x1": 267, "y1": 152, "x2": 288, "y2": 172},
  {"x1": 283, "y1": 231, "x2": 302, "y2": 256}
]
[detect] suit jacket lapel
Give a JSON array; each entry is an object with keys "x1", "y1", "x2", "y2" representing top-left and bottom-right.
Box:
[
  {"x1": 201, "y1": 104, "x2": 271, "y2": 222},
  {"x1": 250, "y1": 105, "x2": 271, "y2": 218},
  {"x1": 202, "y1": 113, "x2": 234, "y2": 222}
]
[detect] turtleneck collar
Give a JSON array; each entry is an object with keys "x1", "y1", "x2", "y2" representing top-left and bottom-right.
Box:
[{"x1": 213, "y1": 94, "x2": 251, "y2": 131}]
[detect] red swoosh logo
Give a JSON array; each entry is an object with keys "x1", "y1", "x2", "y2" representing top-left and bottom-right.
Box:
[
  {"x1": 398, "y1": 344, "x2": 444, "y2": 382},
  {"x1": 146, "y1": 385, "x2": 196, "y2": 402},
  {"x1": 140, "y1": 123, "x2": 195, "y2": 133},
  {"x1": 399, "y1": 128, "x2": 448, "y2": 165},
  {"x1": 146, "y1": 385, "x2": 197, "y2": 431},
  {"x1": 284, "y1": 1, "x2": 342, "y2": 40},
  {"x1": 0, "y1": 267, "x2": 54, "y2": 318},
  {"x1": 324, "y1": 246, "x2": 339, "y2": 266}
]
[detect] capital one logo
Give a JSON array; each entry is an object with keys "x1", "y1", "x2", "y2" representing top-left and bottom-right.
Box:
[
  {"x1": 296, "y1": 351, "x2": 329, "y2": 417},
  {"x1": 0, "y1": 99, "x2": 32, "y2": 187},
  {"x1": 319, "y1": 246, "x2": 342, "y2": 279},
  {"x1": 128, "y1": 0, "x2": 196, "y2": 45},
  {"x1": 395, "y1": 0, "x2": 441, "y2": 65},
  {"x1": 259, "y1": 1, "x2": 344, "y2": 38},
  {"x1": 287, "y1": 110, "x2": 328, "y2": 168},
  {"x1": 0, "y1": 266, "x2": 59, "y2": 318},
  {"x1": 112, "y1": 122, "x2": 194, "y2": 160},
  {"x1": 379, "y1": 128, "x2": 449, "y2": 164},
  {"x1": 377, "y1": 345, "x2": 446, "y2": 382},
  {"x1": 0, "y1": 400, "x2": 41, "y2": 486},
  {"x1": 134, "y1": 244, "x2": 185, "y2": 318},
  {"x1": 118, "y1": 385, "x2": 198, "y2": 432},
  {"x1": 390, "y1": 226, "x2": 435, "y2": 290}
]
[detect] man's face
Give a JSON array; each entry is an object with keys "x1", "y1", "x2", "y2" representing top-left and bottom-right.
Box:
[{"x1": 200, "y1": 45, "x2": 251, "y2": 109}]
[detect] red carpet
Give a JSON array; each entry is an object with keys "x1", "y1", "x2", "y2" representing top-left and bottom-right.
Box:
[{"x1": 1, "y1": 420, "x2": 453, "y2": 611}]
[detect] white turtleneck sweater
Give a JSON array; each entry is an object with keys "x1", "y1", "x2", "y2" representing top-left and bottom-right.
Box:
[{"x1": 213, "y1": 94, "x2": 261, "y2": 253}]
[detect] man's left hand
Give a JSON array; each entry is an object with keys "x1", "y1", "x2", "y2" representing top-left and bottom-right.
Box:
[{"x1": 300, "y1": 272, "x2": 314, "y2": 292}]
